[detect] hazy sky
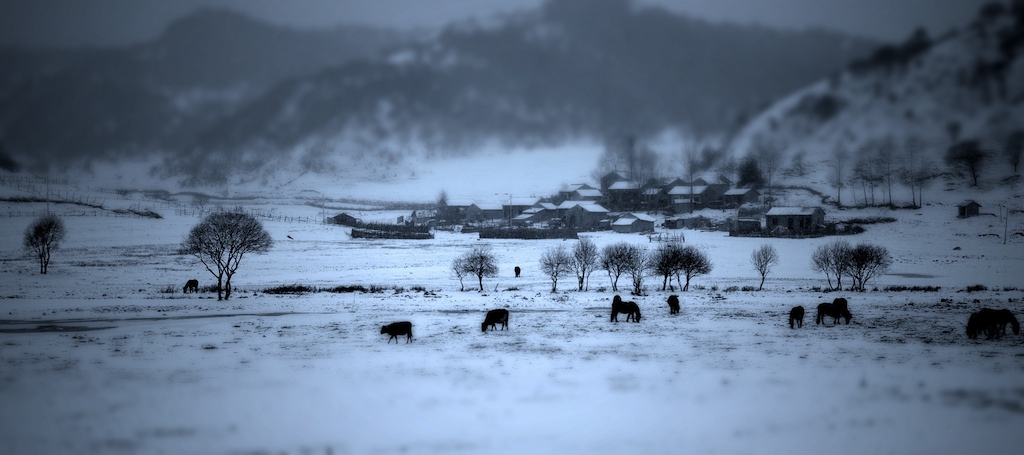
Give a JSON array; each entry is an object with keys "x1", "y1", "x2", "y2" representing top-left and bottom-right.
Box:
[{"x1": 0, "y1": 0, "x2": 992, "y2": 49}]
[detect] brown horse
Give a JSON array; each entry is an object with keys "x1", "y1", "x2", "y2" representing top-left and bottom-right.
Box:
[
  {"x1": 183, "y1": 279, "x2": 199, "y2": 294},
  {"x1": 611, "y1": 295, "x2": 641, "y2": 322}
]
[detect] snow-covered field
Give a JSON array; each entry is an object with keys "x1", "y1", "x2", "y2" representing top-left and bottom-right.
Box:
[{"x1": 2, "y1": 178, "x2": 1024, "y2": 454}]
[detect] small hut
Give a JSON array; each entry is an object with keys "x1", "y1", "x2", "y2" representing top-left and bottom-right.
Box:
[{"x1": 957, "y1": 200, "x2": 981, "y2": 218}]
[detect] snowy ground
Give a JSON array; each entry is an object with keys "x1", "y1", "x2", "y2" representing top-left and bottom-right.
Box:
[{"x1": 2, "y1": 185, "x2": 1024, "y2": 454}]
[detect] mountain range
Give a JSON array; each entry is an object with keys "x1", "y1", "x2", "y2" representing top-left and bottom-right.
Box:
[{"x1": 0, "y1": 0, "x2": 876, "y2": 184}]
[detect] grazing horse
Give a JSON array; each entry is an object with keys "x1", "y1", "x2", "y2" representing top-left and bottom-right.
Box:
[
  {"x1": 974, "y1": 308, "x2": 1020, "y2": 339},
  {"x1": 610, "y1": 295, "x2": 642, "y2": 322},
  {"x1": 381, "y1": 321, "x2": 413, "y2": 343},
  {"x1": 482, "y1": 309, "x2": 509, "y2": 332},
  {"x1": 789, "y1": 306, "x2": 805, "y2": 329},
  {"x1": 992, "y1": 309, "x2": 1021, "y2": 336},
  {"x1": 667, "y1": 295, "x2": 680, "y2": 315},
  {"x1": 816, "y1": 302, "x2": 852, "y2": 325},
  {"x1": 183, "y1": 279, "x2": 199, "y2": 294},
  {"x1": 966, "y1": 312, "x2": 991, "y2": 340},
  {"x1": 514, "y1": 266, "x2": 521, "y2": 278}
]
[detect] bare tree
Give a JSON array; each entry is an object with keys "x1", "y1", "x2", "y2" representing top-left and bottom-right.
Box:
[
  {"x1": 788, "y1": 150, "x2": 808, "y2": 177},
  {"x1": 678, "y1": 142, "x2": 723, "y2": 212},
  {"x1": 676, "y1": 245, "x2": 713, "y2": 291},
  {"x1": 945, "y1": 139, "x2": 989, "y2": 186},
  {"x1": 852, "y1": 144, "x2": 882, "y2": 206},
  {"x1": 451, "y1": 256, "x2": 469, "y2": 291},
  {"x1": 651, "y1": 241, "x2": 685, "y2": 291},
  {"x1": 680, "y1": 142, "x2": 702, "y2": 213},
  {"x1": 23, "y1": 213, "x2": 66, "y2": 274},
  {"x1": 900, "y1": 136, "x2": 936, "y2": 207},
  {"x1": 846, "y1": 243, "x2": 892, "y2": 292},
  {"x1": 540, "y1": 245, "x2": 573, "y2": 292},
  {"x1": 571, "y1": 237, "x2": 599, "y2": 291},
  {"x1": 436, "y1": 190, "x2": 450, "y2": 224},
  {"x1": 876, "y1": 136, "x2": 899, "y2": 206},
  {"x1": 458, "y1": 244, "x2": 499, "y2": 291},
  {"x1": 827, "y1": 144, "x2": 850, "y2": 207},
  {"x1": 600, "y1": 242, "x2": 632, "y2": 292},
  {"x1": 622, "y1": 243, "x2": 650, "y2": 295},
  {"x1": 752, "y1": 138, "x2": 784, "y2": 204},
  {"x1": 593, "y1": 135, "x2": 661, "y2": 188},
  {"x1": 1004, "y1": 130, "x2": 1023, "y2": 174},
  {"x1": 181, "y1": 212, "x2": 273, "y2": 300},
  {"x1": 750, "y1": 244, "x2": 780, "y2": 291},
  {"x1": 811, "y1": 239, "x2": 851, "y2": 291}
]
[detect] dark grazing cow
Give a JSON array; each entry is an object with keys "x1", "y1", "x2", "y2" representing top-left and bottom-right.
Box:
[
  {"x1": 832, "y1": 297, "x2": 849, "y2": 313},
  {"x1": 789, "y1": 306, "x2": 805, "y2": 329},
  {"x1": 667, "y1": 295, "x2": 680, "y2": 315},
  {"x1": 381, "y1": 321, "x2": 413, "y2": 343},
  {"x1": 514, "y1": 266, "x2": 521, "y2": 278},
  {"x1": 183, "y1": 279, "x2": 199, "y2": 294},
  {"x1": 611, "y1": 295, "x2": 642, "y2": 322},
  {"x1": 482, "y1": 309, "x2": 509, "y2": 332}
]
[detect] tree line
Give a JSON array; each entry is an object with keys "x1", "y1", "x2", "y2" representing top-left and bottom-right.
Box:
[{"x1": 451, "y1": 238, "x2": 892, "y2": 294}]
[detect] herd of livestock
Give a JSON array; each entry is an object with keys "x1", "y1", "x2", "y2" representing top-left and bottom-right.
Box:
[{"x1": 379, "y1": 295, "x2": 1021, "y2": 343}]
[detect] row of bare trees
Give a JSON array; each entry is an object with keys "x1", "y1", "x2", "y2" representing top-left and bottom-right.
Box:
[
  {"x1": 452, "y1": 237, "x2": 891, "y2": 295},
  {"x1": 811, "y1": 239, "x2": 893, "y2": 292}
]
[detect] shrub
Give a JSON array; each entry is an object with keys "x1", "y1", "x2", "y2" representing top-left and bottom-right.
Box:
[
  {"x1": 741, "y1": 285, "x2": 757, "y2": 292},
  {"x1": 884, "y1": 285, "x2": 941, "y2": 292},
  {"x1": 262, "y1": 284, "x2": 317, "y2": 294},
  {"x1": 323, "y1": 285, "x2": 369, "y2": 293},
  {"x1": 965, "y1": 284, "x2": 988, "y2": 293}
]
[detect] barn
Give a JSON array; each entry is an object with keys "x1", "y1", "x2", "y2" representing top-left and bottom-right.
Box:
[
  {"x1": 328, "y1": 212, "x2": 361, "y2": 227},
  {"x1": 563, "y1": 202, "x2": 610, "y2": 231},
  {"x1": 765, "y1": 207, "x2": 825, "y2": 233},
  {"x1": 466, "y1": 202, "x2": 504, "y2": 223},
  {"x1": 722, "y1": 188, "x2": 760, "y2": 207},
  {"x1": 612, "y1": 213, "x2": 656, "y2": 233}
]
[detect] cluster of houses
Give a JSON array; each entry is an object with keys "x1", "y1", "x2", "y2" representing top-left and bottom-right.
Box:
[
  {"x1": 332, "y1": 171, "x2": 987, "y2": 236},
  {"x1": 394, "y1": 171, "x2": 828, "y2": 235}
]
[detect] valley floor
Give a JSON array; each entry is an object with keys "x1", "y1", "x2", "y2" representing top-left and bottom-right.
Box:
[{"x1": 1, "y1": 197, "x2": 1023, "y2": 454}]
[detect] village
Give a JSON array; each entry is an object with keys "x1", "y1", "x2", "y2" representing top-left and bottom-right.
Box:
[{"x1": 331, "y1": 170, "x2": 841, "y2": 238}]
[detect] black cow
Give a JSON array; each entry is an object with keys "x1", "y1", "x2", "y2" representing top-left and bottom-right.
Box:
[
  {"x1": 482, "y1": 309, "x2": 509, "y2": 332},
  {"x1": 816, "y1": 302, "x2": 852, "y2": 325},
  {"x1": 381, "y1": 321, "x2": 413, "y2": 343}
]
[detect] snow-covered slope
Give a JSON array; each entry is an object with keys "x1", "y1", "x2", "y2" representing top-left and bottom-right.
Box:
[{"x1": 730, "y1": 6, "x2": 1024, "y2": 195}]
